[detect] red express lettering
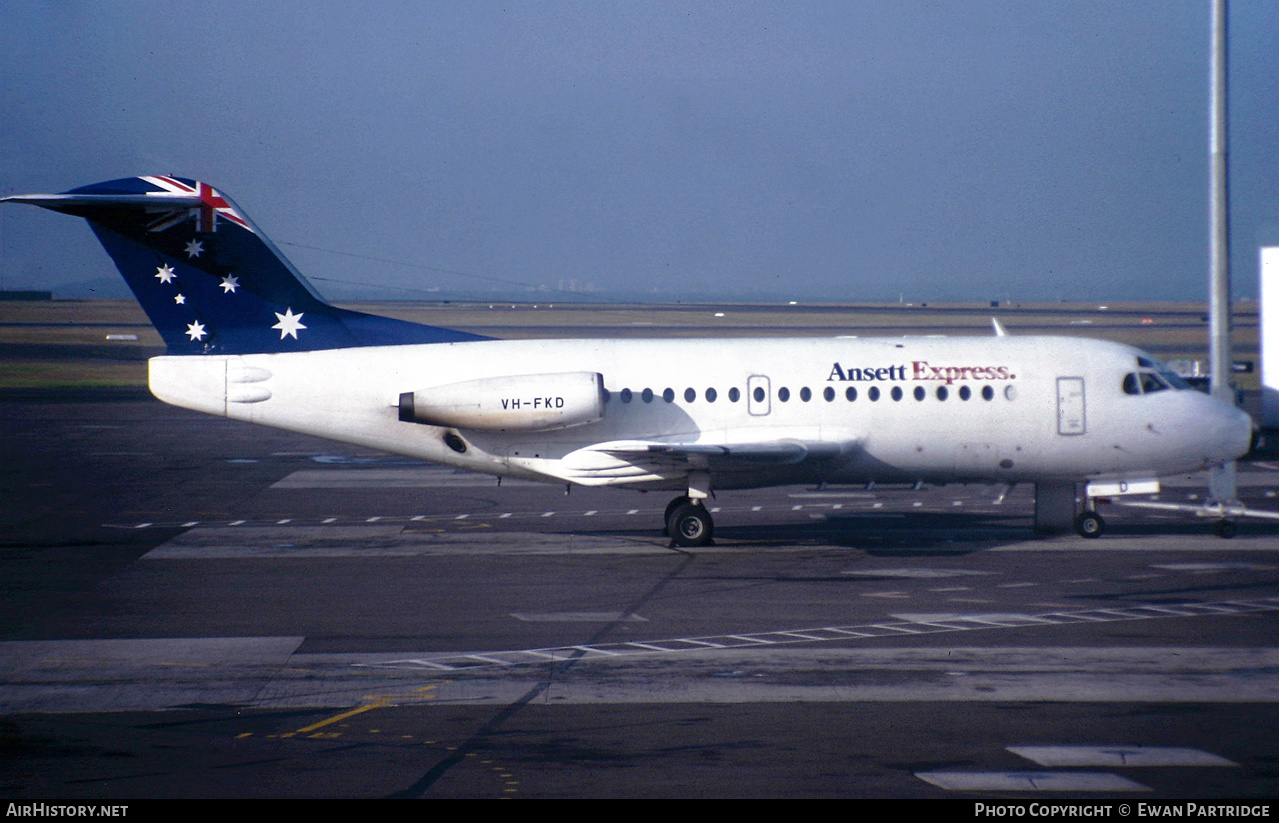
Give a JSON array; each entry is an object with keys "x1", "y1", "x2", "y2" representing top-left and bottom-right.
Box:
[{"x1": 912, "y1": 361, "x2": 1014, "y2": 384}]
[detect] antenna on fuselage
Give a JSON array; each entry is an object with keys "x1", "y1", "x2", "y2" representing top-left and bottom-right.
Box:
[{"x1": 991, "y1": 317, "x2": 1007, "y2": 337}]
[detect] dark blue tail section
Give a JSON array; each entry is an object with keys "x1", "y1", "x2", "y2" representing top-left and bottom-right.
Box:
[{"x1": 3, "y1": 177, "x2": 489, "y2": 354}]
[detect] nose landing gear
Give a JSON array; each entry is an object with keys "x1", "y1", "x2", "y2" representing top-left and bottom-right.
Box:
[{"x1": 1073, "y1": 509, "x2": 1105, "y2": 538}]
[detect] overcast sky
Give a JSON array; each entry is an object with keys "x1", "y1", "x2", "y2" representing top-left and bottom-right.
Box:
[{"x1": 1, "y1": 1, "x2": 1275, "y2": 303}]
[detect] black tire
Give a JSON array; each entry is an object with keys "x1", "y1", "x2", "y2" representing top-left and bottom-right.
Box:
[
  {"x1": 1214, "y1": 519, "x2": 1237, "y2": 539},
  {"x1": 668, "y1": 501, "x2": 713, "y2": 547},
  {"x1": 663, "y1": 496, "x2": 691, "y2": 536},
  {"x1": 1074, "y1": 511, "x2": 1104, "y2": 539}
]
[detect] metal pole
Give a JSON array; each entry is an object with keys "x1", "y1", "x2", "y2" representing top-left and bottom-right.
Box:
[
  {"x1": 1208, "y1": 0, "x2": 1238, "y2": 506},
  {"x1": 1208, "y1": 0, "x2": 1231, "y2": 404}
]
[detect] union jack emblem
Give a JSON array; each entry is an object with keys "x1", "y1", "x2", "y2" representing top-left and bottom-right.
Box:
[{"x1": 140, "y1": 176, "x2": 250, "y2": 233}]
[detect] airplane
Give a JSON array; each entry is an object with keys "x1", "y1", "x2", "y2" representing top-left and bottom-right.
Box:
[{"x1": 2, "y1": 176, "x2": 1258, "y2": 544}]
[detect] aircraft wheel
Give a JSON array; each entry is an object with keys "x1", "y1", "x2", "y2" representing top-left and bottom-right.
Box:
[
  {"x1": 1214, "y1": 519, "x2": 1237, "y2": 539},
  {"x1": 1074, "y1": 511, "x2": 1105, "y2": 539},
  {"x1": 663, "y1": 496, "x2": 691, "y2": 536},
  {"x1": 668, "y1": 501, "x2": 713, "y2": 547}
]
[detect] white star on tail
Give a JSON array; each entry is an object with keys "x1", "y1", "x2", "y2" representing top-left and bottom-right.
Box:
[
  {"x1": 219, "y1": 275, "x2": 239, "y2": 294},
  {"x1": 185, "y1": 321, "x2": 207, "y2": 341},
  {"x1": 174, "y1": 294, "x2": 186, "y2": 305},
  {"x1": 155, "y1": 264, "x2": 176, "y2": 283},
  {"x1": 184, "y1": 239, "x2": 204, "y2": 258},
  {"x1": 272, "y1": 308, "x2": 306, "y2": 340}
]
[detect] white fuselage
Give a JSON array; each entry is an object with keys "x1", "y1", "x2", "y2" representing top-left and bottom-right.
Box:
[{"x1": 148, "y1": 334, "x2": 1253, "y2": 494}]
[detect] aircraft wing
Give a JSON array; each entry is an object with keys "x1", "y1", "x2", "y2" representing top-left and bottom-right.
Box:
[
  {"x1": 601, "y1": 439, "x2": 849, "y2": 466},
  {"x1": 560, "y1": 436, "x2": 860, "y2": 485}
]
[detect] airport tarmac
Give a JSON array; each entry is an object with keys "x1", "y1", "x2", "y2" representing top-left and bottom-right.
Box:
[
  {"x1": 2, "y1": 302, "x2": 1278, "y2": 798},
  {"x1": 3, "y1": 391, "x2": 1279, "y2": 799}
]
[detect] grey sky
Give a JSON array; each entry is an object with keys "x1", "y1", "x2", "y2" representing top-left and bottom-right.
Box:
[{"x1": 1, "y1": 1, "x2": 1275, "y2": 303}]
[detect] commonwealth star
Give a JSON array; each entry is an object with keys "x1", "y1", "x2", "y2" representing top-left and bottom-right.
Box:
[{"x1": 272, "y1": 308, "x2": 307, "y2": 340}]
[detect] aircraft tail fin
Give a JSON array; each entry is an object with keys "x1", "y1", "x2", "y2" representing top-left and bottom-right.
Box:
[{"x1": 2, "y1": 177, "x2": 488, "y2": 354}]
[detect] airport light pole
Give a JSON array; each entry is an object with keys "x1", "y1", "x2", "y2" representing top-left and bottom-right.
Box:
[{"x1": 1207, "y1": 0, "x2": 1239, "y2": 506}]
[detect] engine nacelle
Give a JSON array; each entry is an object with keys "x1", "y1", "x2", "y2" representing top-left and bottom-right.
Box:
[{"x1": 399, "y1": 371, "x2": 606, "y2": 432}]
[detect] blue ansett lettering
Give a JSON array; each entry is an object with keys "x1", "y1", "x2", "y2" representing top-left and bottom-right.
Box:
[{"x1": 827, "y1": 363, "x2": 907, "y2": 382}]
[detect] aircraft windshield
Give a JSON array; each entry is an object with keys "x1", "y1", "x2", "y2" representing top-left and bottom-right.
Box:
[{"x1": 1125, "y1": 356, "x2": 1189, "y2": 395}]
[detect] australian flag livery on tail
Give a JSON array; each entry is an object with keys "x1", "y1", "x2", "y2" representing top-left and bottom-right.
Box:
[{"x1": 9, "y1": 176, "x2": 487, "y2": 354}]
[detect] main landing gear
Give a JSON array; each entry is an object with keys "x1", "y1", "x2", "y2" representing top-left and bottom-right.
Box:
[{"x1": 664, "y1": 496, "x2": 714, "y2": 547}]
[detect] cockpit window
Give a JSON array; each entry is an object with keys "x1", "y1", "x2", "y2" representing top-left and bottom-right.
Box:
[
  {"x1": 1140, "y1": 372, "x2": 1169, "y2": 393},
  {"x1": 1131, "y1": 355, "x2": 1189, "y2": 391},
  {"x1": 1124, "y1": 369, "x2": 1177, "y2": 395}
]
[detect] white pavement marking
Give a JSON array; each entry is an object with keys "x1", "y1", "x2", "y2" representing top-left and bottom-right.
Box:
[
  {"x1": 1007, "y1": 746, "x2": 1237, "y2": 767},
  {"x1": 358, "y1": 597, "x2": 1279, "y2": 673},
  {"x1": 1155, "y1": 562, "x2": 1274, "y2": 572},
  {"x1": 510, "y1": 612, "x2": 647, "y2": 622},
  {"x1": 788, "y1": 492, "x2": 876, "y2": 499},
  {"x1": 843, "y1": 569, "x2": 995, "y2": 579},
  {"x1": 915, "y1": 771, "x2": 1149, "y2": 792}
]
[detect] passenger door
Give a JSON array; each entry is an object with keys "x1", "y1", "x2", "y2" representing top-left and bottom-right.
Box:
[{"x1": 1056, "y1": 377, "x2": 1086, "y2": 435}]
